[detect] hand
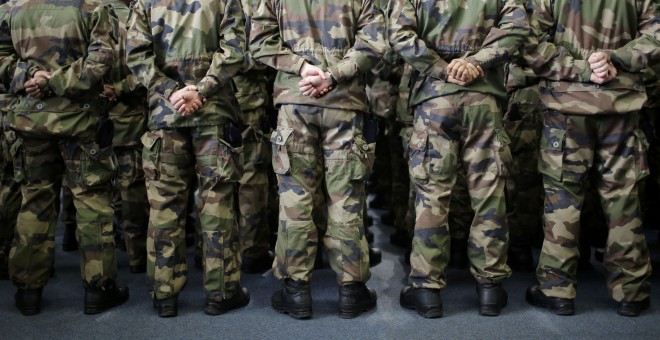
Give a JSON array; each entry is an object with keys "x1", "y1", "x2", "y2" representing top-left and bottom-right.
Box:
[
  {"x1": 24, "y1": 70, "x2": 51, "y2": 98},
  {"x1": 300, "y1": 62, "x2": 327, "y2": 79},
  {"x1": 103, "y1": 84, "x2": 117, "y2": 102},
  {"x1": 588, "y1": 52, "x2": 611, "y2": 78},
  {"x1": 169, "y1": 85, "x2": 204, "y2": 116},
  {"x1": 446, "y1": 59, "x2": 483, "y2": 84},
  {"x1": 299, "y1": 73, "x2": 334, "y2": 97},
  {"x1": 590, "y1": 62, "x2": 617, "y2": 84}
]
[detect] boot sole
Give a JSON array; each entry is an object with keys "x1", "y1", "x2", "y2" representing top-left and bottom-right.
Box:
[
  {"x1": 525, "y1": 293, "x2": 574, "y2": 316},
  {"x1": 401, "y1": 301, "x2": 443, "y2": 318},
  {"x1": 272, "y1": 301, "x2": 312, "y2": 319},
  {"x1": 339, "y1": 300, "x2": 377, "y2": 319},
  {"x1": 84, "y1": 295, "x2": 129, "y2": 315},
  {"x1": 16, "y1": 303, "x2": 40, "y2": 316},
  {"x1": 204, "y1": 296, "x2": 250, "y2": 316}
]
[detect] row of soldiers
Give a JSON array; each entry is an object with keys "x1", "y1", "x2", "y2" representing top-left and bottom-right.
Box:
[{"x1": 0, "y1": 0, "x2": 659, "y2": 320}]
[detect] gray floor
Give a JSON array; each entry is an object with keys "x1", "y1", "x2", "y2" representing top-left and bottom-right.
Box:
[{"x1": 2, "y1": 210, "x2": 660, "y2": 339}]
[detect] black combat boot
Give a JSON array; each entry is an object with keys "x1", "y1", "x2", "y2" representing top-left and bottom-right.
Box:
[
  {"x1": 338, "y1": 282, "x2": 377, "y2": 319},
  {"x1": 476, "y1": 283, "x2": 508, "y2": 316},
  {"x1": 271, "y1": 279, "x2": 312, "y2": 319},
  {"x1": 15, "y1": 287, "x2": 43, "y2": 316},
  {"x1": 205, "y1": 287, "x2": 250, "y2": 315},
  {"x1": 368, "y1": 247, "x2": 382, "y2": 267},
  {"x1": 526, "y1": 285, "x2": 574, "y2": 315},
  {"x1": 400, "y1": 286, "x2": 442, "y2": 318},
  {"x1": 241, "y1": 251, "x2": 274, "y2": 274},
  {"x1": 153, "y1": 295, "x2": 178, "y2": 318},
  {"x1": 84, "y1": 280, "x2": 129, "y2": 314},
  {"x1": 617, "y1": 298, "x2": 650, "y2": 317}
]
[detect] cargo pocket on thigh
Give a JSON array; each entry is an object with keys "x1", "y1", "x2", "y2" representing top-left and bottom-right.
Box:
[
  {"x1": 538, "y1": 127, "x2": 566, "y2": 182},
  {"x1": 349, "y1": 136, "x2": 374, "y2": 181},
  {"x1": 78, "y1": 143, "x2": 117, "y2": 187},
  {"x1": 140, "y1": 131, "x2": 162, "y2": 181},
  {"x1": 493, "y1": 128, "x2": 513, "y2": 178},
  {"x1": 216, "y1": 138, "x2": 243, "y2": 182},
  {"x1": 5, "y1": 131, "x2": 25, "y2": 184},
  {"x1": 408, "y1": 130, "x2": 429, "y2": 183},
  {"x1": 271, "y1": 127, "x2": 293, "y2": 175},
  {"x1": 633, "y1": 128, "x2": 650, "y2": 181}
]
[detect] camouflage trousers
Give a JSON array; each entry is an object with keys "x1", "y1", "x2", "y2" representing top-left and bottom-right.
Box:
[
  {"x1": 536, "y1": 111, "x2": 651, "y2": 302},
  {"x1": 271, "y1": 105, "x2": 372, "y2": 284},
  {"x1": 0, "y1": 139, "x2": 21, "y2": 268},
  {"x1": 408, "y1": 92, "x2": 512, "y2": 289},
  {"x1": 142, "y1": 125, "x2": 242, "y2": 302},
  {"x1": 503, "y1": 88, "x2": 543, "y2": 247},
  {"x1": 239, "y1": 107, "x2": 271, "y2": 260},
  {"x1": 115, "y1": 146, "x2": 149, "y2": 268},
  {"x1": 5, "y1": 130, "x2": 118, "y2": 289},
  {"x1": 399, "y1": 125, "x2": 415, "y2": 241}
]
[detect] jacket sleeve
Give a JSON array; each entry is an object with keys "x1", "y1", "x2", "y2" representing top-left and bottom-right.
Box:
[
  {"x1": 464, "y1": 0, "x2": 529, "y2": 70},
  {"x1": 47, "y1": 4, "x2": 115, "y2": 98},
  {"x1": 326, "y1": 0, "x2": 386, "y2": 83},
  {"x1": 196, "y1": 0, "x2": 246, "y2": 98},
  {"x1": 610, "y1": 0, "x2": 660, "y2": 72},
  {"x1": 125, "y1": 0, "x2": 179, "y2": 100},
  {"x1": 388, "y1": 0, "x2": 449, "y2": 80},
  {"x1": 249, "y1": 0, "x2": 306, "y2": 75},
  {"x1": 522, "y1": 0, "x2": 592, "y2": 82}
]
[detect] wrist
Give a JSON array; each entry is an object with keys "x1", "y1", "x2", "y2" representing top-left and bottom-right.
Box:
[{"x1": 327, "y1": 71, "x2": 337, "y2": 85}]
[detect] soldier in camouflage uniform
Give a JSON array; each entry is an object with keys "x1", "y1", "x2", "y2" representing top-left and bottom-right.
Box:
[
  {"x1": 250, "y1": 0, "x2": 386, "y2": 319},
  {"x1": 502, "y1": 1, "x2": 544, "y2": 271},
  {"x1": 0, "y1": 0, "x2": 129, "y2": 316},
  {"x1": 524, "y1": 0, "x2": 660, "y2": 317},
  {"x1": 103, "y1": 0, "x2": 149, "y2": 274},
  {"x1": 127, "y1": 0, "x2": 249, "y2": 317},
  {"x1": 389, "y1": 0, "x2": 529, "y2": 317},
  {"x1": 0, "y1": 0, "x2": 19, "y2": 281},
  {"x1": 234, "y1": 0, "x2": 274, "y2": 274}
]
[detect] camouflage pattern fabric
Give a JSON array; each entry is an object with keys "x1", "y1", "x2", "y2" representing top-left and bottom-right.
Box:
[
  {"x1": 6, "y1": 131, "x2": 118, "y2": 290},
  {"x1": 128, "y1": 0, "x2": 247, "y2": 301},
  {"x1": 407, "y1": 93, "x2": 512, "y2": 289},
  {"x1": 141, "y1": 126, "x2": 243, "y2": 301},
  {"x1": 528, "y1": 0, "x2": 659, "y2": 303},
  {"x1": 271, "y1": 105, "x2": 372, "y2": 283},
  {"x1": 0, "y1": 118, "x2": 20, "y2": 274},
  {"x1": 250, "y1": 0, "x2": 386, "y2": 284},
  {"x1": 0, "y1": 0, "x2": 120, "y2": 289},
  {"x1": 389, "y1": 0, "x2": 530, "y2": 104},
  {"x1": 126, "y1": 0, "x2": 245, "y2": 130},
  {"x1": 234, "y1": 0, "x2": 273, "y2": 262},
  {"x1": 503, "y1": 84, "x2": 543, "y2": 247},
  {"x1": 103, "y1": 0, "x2": 149, "y2": 270},
  {"x1": 525, "y1": 0, "x2": 660, "y2": 115},
  {"x1": 536, "y1": 111, "x2": 651, "y2": 302},
  {"x1": 238, "y1": 107, "x2": 272, "y2": 260},
  {"x1": 249, "y1": 0, "x2": 387, "y2": 112},
  {"x1": 389, "y1": 0, "x2": 526, "y2": 288},
  {"x1": 115, "y1": 147, "x2": 148, "y2": 268}
]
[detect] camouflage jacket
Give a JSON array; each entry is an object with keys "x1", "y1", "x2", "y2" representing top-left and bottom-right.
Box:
[
  {"x1": 249, "y1": 0, "x2": 387, "y2": 112},
  {"x1": 126, "y1": 0, "x2": 245, "y2": 130},
  {"x1": 0, "y1": 0, "x2": 115, "y2": 137},
  {"x1": 388, "y1": 0, "x2": 529, "y2": 107},
  {"x1": 103, "y1": 0, "x2": 146, "y2": 147},
  {"x1": 234, "y1": 0, "x2": 271, "y2": 112},
  {"x1": 526, "y1": 0, "x2": 660, "y2": 115}
]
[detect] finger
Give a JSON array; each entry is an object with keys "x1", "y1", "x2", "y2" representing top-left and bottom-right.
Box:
[{"x1": 299, "y1": 84, "x2": 313, "y2": 93}]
